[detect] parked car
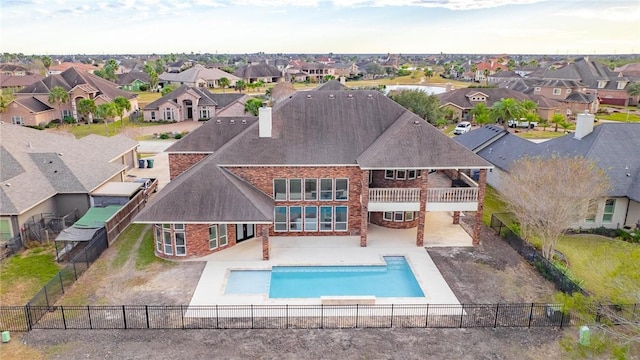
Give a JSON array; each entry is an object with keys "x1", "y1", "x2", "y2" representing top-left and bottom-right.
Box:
[{"x1": 453, "y1": 121, "x2": 472, "y2": 135}]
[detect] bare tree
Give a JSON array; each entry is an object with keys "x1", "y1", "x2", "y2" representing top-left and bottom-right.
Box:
[{"x1": 499, "y1": 156, "x2": 610, "y2": 259}]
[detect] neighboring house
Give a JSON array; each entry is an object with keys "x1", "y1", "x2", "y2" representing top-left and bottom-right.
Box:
[
  {"x1": 116, "y1": 72, "x2": 150, "y2": 91},
  {"x1": 2, "y1": 67, "x2": 138, "y2": 126},
  {"x1": 268, "y1": 81, "x2": 297, "y2": 104},
  {"x1": 289, "y1": 62, "x2": 336, "y2": 82},
  {"x1": 0, "y1": 74, "x2": 45, "y2": 90},
  {"x1": 233, "y1": 63, "x2": 283, "y2": 84},
  {"x1": 0, "y1": 64, "x2": 30, "y2": 76},
  {"x1": 159, "y1": 64, "x2": 240, "y2": 89},
  {"x1": 166, "y1": 60, "x2": 193, "y2": 73},
  {"x1": 133, "y1": 87, "x2": 493, "y2": 260},
  {"x1": 332, "y1": 62, "x2": 359, "y2": 78},
  {"x1": 0, "y1": 123, "x2": 138, "y2": 242},
  {"x1": 47, "y1": 62, "x2": 97, "y2": 75},
  {"x1": 474, "y1": 60, "x2": 508, "y2": 82},
  {"x1": 143, "y1": 85, "x2": 248, "y2": 121},
  {"x1": 487, "y1": 70, "x2": 520, "y2": 84},
  {"x1": 437, "y1": 88, "x2": 537, "y2": 122},
  {"x1": 455, "y1": 118, "x2": 640, "y2": 230}
]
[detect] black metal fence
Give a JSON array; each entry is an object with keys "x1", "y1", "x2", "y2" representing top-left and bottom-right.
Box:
[
  {"x1": 489, "y1": 213, "x2": 588, "y2": 295},
  {"x1": 0, "y1": 303, "x2": 580, "y2": 332},
  {"x1": 26, "y1": 228, "x2": 109, "y2": 313}
]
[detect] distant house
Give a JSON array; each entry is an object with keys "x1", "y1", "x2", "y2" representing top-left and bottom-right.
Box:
[
  {"x1": 3, "y1": 67, "x2": 138, "y2": 126},
  {"x1": 142, "y1": 85, "x2": 249, "y2": 122},
  {"x1": 166, "y1": 60, "x2": 193, "y2": 73},
  {"x1": 0, "y1": 64, "x2": 30, "y2": 76},
  {"x1": 233, "y1": 63, "x2": 283, "y2": 84},
  {"x1": 474, "y1": 60, "x2": 508, "y2": 82},
  {"x1": 455, "y1": 118, "x2": 640, "y2": 230},
  {"x1": 159, "y1": 64, "x2": 240, "y2": 89},
  {"x1": 332, "y1": 62, "x2": 359, "y2": 78},
  {"x1": 117, "y1": 72, "x2": 150, "y2": 91},
  {"x1": 0, "y1": 64, "x2": 45, "y2": 91},
  {"x1": 0, "y1": 123, "x2": 138, "y2": 242},
  {"x1": 436, "y1": 88, "x2": 547, "y2": 122}
]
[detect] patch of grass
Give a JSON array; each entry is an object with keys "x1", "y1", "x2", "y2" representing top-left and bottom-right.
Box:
[
  {"x1": 111, "y1": 224, "x2": 146, "y2": 269},
  {"x1": 518, "y1": 129, "x2": 567, "y2": 139},
  {"x1": 597, "y1": 112, "x2": 640, "y2": 122},
  {"x1": 482, "y1": 185, "x2": 509, "y2": 225},
  {"x1": 556, "y1": 234, "x2": 640, "y2": 303},
  {"x1": 0, "y1": 333, "x2": 45, "y2": 360},
  {"x1": 135, "y1": 227, "x2": 167, "y2": 270},
  {"x1": 0, "y1": 245, "x2": 61, "y2": 305}
]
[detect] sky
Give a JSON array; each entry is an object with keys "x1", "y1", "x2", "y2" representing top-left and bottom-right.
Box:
[{"x1": 1, "y1": 0, "x2": 638, "y2": 55}]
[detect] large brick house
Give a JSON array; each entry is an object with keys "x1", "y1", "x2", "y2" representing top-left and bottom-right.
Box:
[{"x1": 134, "y1": 83, "x2": 493, "y2": 260}]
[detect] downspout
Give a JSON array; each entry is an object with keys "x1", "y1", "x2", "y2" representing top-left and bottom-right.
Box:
[{"x1": 622, "y1": 197, "x2": 630, "y2": 229}]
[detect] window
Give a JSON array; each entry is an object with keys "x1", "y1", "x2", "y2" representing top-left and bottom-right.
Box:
[
  {"x1": 396, "y1": 170, "x2": 406, "y2": 180},
  {"x1": 174, "y1": 224, "x2": 184, "y2": 231},
  {"x1": 274, "y1": 179, "x2": 287, "y2": 201},
  {"x1": 405, "y1": 212, "x2": 414, "y2": 221},
  {"x1": 617, "y1": 82, "x2": 627, "y2": 90},
  {"x1": 305, "y1": 206, "x2": 318, "y2": 231},
  {"x1": 534, "y1": 87, "x2": 541, "y2": 92},
  {"x1": 552, "y1": 88, "x2": 561, "y2": 95},
  {"x1": 334, "y1": 206, "x2": 348, "y2": 231},
  {"x1": 209, "y1": 225, "x2": 218, "y2": 249},
  {"x1": 383, "y1": 212, "x2": 393, "y2": 221},
  {"x1": 275, "y1": 206, "x2": 287, "y2": 231},
  {"x1": 289, "y1": 179, "x2": 302, "y2": 201},
  {"x1": 335, "y1": 178, "x2": 348, "y2": 201},
  {"x1": 585, "y1": 200, "x2": 597, "y2": 223},
  {"x1": 416, "y1": 170, "x2": 422, "y2": 178},
  {"x1": 219, "y1": 224, "x2": 227, "y2": 246},
  {"x1": 602, "y1": 199, "x2": 615, "y2": 223},
  {"x1": 150, "y1": 111, "x2": 156, "y2": 120},
  {"x1": 566, "y1": 89, "x2": 572, "y2": 94},
  {"x1": 61, "y1": 109, "x2": 72, "y2": 118},
  {"x1": 200, "y1": 107, "x2": 210, "y2": 119},
  {"x1": 304, "y1": 179, "x2": 317, "y2": 200},
  {"x1": 11, "y1": 116, "x2": 23, "y2": 125},
  {"x1": 394, "y1": 212, "x2": 404, "y2": 222},
  {"x1": 320, "y1": 179, "x2": 333, "y2": 200},
  {"x1": 175, "y1": 232, "x2": 186, "y2": 256},
  {"x1": 163, "y1": 229, "x2": 173, "y2": 255},
  {"x1": 320, "y1": 206, "x2": 333, "y2": 231},
  {"x1": 163, "y1": 107, "x2": 174, "y2": 121},
  {"x1": 408, "y1": 170, "x2": 417, "y2": 179},
  {"x1": 598, "y1": 80, "x2": 607, "y2": 89},
  {"x1": 385, "y1": 170, "x2": 394, "y2": 179},
  {"x1": 289, "y1": 206, "x2": 303, "y2": 231}
]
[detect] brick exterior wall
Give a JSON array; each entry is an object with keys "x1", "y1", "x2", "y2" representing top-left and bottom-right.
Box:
[
  {"x1": 154, "y1": 223, "x2": 237, "y2": 259},
  {"x1": 472, "y1": 169, "x2": 487, "y2": 245},
  {"x1": 369, "y1": 212, "x2": 419, "y2": 229},
  {"x1": 370, "y1": 170, "x2": 423, "y2": 188},
  {"x1": 228, "y1": 166, "x2": 364, "y2": 237},
  {"x1": 360, "y1": 170, "x2": 369, "y2": 247},
  {"x1": 168, "y1": 153, "x2": 210, "y2": 179}
]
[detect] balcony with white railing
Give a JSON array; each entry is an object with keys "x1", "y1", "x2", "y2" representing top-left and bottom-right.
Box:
[
  {"x1": 367, "y1": 186, "x2": 479, "y2": 212},
  {"x1": 368, "y1": 188, "x2": 421, "y2": 212}
]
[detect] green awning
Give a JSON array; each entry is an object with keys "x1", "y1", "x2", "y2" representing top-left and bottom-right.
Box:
[{"x1": 73, "y1": 205, "x2": 122, "y2": 228}]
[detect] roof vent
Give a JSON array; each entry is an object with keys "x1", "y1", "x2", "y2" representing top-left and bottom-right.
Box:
[
  {"x1": 230, "y1": 119, "x2": 235, "y2": 124},
  {"x1": 306, "y1": 94, "x2": 312, "y2": 99},
  {"x1": 329, "y1": 94, "x2": 335, "y2": 99},
  {"x1": 241, "y1": 119, "x2": 247, "y2": 124},
  {"x1": 215, "y1": 119, "x2": 221, "y2": 124},
  {"x1": 414, "y1": 120, "x2": 420, "y2": 125},
  {"x1": 347, "y1": 94, "x2": 353, "y2": 99},
  {"x1": 367, "y1": 94, "x2": 373, "y2": 99}
]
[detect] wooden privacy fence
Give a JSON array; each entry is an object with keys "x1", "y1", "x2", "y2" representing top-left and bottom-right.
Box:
[{"x1": 105, "y1": 179, "x2": 158, "y2": 244}]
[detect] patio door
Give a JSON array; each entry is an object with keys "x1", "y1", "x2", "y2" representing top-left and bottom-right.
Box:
[{"x1": 236, "y1": 224, "x2": 255, "y2": 242}]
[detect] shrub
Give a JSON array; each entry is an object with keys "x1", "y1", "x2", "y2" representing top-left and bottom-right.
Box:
[
  {"x1": 174, "y1": 133, "x2": 183, "y2": 139},
  {"x1": 63, "y1": 115, "x2": 76, "y2": 124},
  {"x1": 159, "y1": 133, "x2": 170, "y2": 139},
  {"x1": 138, "y1": 84, "x2": 149, "y2": 91}
]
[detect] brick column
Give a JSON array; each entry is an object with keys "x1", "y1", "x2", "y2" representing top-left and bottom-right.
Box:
[
  {"x1": 360, "y1": 170, "x2": 369, "y2": 247},
  {"x1": 452, "y1": 211, "x2": 460, "y2": 224},
  {"x1": 416, "y1": 171, "x2": 429, "y2": 247},
  {"x1": 260, "y1": 224, "x2": 270, "y2": 260},
  {"x1": 472, "y1": 169, "x2": 487, "y2": 245}
]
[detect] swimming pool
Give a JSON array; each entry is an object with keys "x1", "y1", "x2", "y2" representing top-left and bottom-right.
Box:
[{"x1": 225, "y1": 256, "x2": 424, "y2": 298}]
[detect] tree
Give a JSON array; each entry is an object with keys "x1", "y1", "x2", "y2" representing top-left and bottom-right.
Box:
[
  {"x1": 218, "y1": 77, "x2": 230, "y2": 93},
  {"x1": 235, "y1": 80, "x2": 247, "y2": 92},
  {"x1": 143, "y1": 64, "x2": 158, "y2": 91},
  {"x1": 507, "y1": 59, "x2": 516, "y2": 70},
  {"x1": 470, "y1": 103, "x2": 491, "y2": 126},
  {"x1": 0, "y1": 89, "x2": 14, "y2": 113},
  {"x1": 95, "y1": 59, "x2": 118, "y2": 82},
  {"x1": 483, "y1": 69, "x2": 490, "y2": 86},
  {"x1": 551, "y1": 113, "x2": 565, "y2": 132},
  {"x1": 424, "y1": 69, "x2": 434, "y2": 83},
  {"x1": 626, "y1": 82, "x2": 640, "y2": 98},
  {"x1": 322, "y1": 75, "x2": 335, "y2": 83},
  {"x1": 499, "y1": 156, "x2": 610, "y2": 259},
  {"x1": 154, "y1": 59, "x2": 165, "y2": 75},
  {"x1": 113, "y1": 96, "x2": 131, "y2": 128},
  {"x1": 48, "y1": 86, "x2": 70, "y2": 119},
  {"x1": 95, "y1": 102, "x2": 117, "y2": 135},
  {"x1": 388, "y1": 90, "x2": 443, "y2": 125},
  {"x1": 520, "y1": 99, "x2": 538, "y2": 131},
  {"x1": 244, "y1": 98, "x2": 263, "y2": 116},
  {"x1": 41, "y1": 55, "x2": 52, "y2": 72},
  {"x1": 161, "y1": 85, "x2": 175, "y2": 96},
  {"x1": 76, "y1": 98, "x2": 96, "y2": 123},
  {"x1": 490, "y1": 98, "x2": 523, "y2": 130}
]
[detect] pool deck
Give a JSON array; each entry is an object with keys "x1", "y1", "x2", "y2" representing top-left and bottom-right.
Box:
[{"x1": 188, "y1": 212, "x2": 469, "y2": 307}]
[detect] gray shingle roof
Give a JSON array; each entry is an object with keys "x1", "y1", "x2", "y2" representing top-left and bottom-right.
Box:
[
  {"x1": 144, "y1": 85, "x2": 245, "y2": 111},
  {"x1": 15, "y1": 97, "x2": 53, "y2": 113},
  {"x1": 233, "y1": 63, "x2": 282, "y2": 79},
  {"x1": 133, "y1": 161, "x2": 274, "y2": 223},
  {"x1": 116, "y1": 71, "x2": 150, "y2": 86},
  {"x1": 315, "y1": 80, "x2": 348, "y2": 91},
  {"x1": 0, "y1": 123, "x2": 134, "y2": 215},
  {"x1": 159, "y1": 64, "x2": 240, "y2": 83},
  {"x1": 166, "y1": 117, "x2": 257, "y2": 153},
  {"x1": 437, "y1": 88, "x2": 530, "y2": 109}
]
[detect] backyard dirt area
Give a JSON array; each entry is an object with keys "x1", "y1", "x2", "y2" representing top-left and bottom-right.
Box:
[
  {"x1": 11, "y1": 327, "x2": 564, "y2": 360},
  {"x1": 428, "y1": 215, "x2": 557, "y2": 304}
]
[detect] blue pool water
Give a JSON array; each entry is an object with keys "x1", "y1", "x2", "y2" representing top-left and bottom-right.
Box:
[{"x1": 225, "y1": 256, "x2": 424, "y2": 298}]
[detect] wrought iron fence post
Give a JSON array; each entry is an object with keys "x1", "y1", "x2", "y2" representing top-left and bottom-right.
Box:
[
  {"x1": 459, "y1": 304, "x2": 464, "y2": 328},
  {"x1": 528, "y1": 303, "x2": 534, "y2": 328},
  {"x1": 59, "y1": 273, "x2": 65, "y2": 294},
  {"x1": 321, "y1": 304, "x2": 324, "y2": 329},
  {"x1": 181, "y1": 305, "x2": 185, "y2": 329},
  {"x1": 390, "y1": 304, "x2": 394, "y2": 328},
  {"x1": 425, "y1": 303, "x2": 429, "y2": 328},
  {"x1": 61, "y1": 306, "x2": 67, "y2": 329},
  {"x1": 560, "y1": 307, "x2": 565, "y2": 329},
  {"x1": 87, "y1": 305, "x2": 92, "y2": 329},
  {"x1": 216, "y1": 305, "x2": 219, "y2": 329},
  {"x1": 494, "y1": 304, "x2": 500, "y2": 328},
  {"x1": 356, "y1": 304, "x2": 359, "y2": 328},
  {"x1": 25, "y1": 305, "x2": 33, "y2": 331},
  {"x1": 122, "y1": 305, "x2": 127, "y2": 329},
  {"x1": 72, "y1": 262, "x2": 78, "y2": 281},
  {"x1": 145, "y1": 305, "x2": 150, "y2": 329},
  {"x1": 251, "y1": 305, "x2": 254, "y2": 329},
  {"x1": 286, "y1": 305, "x2": 289, "y2": 329}
]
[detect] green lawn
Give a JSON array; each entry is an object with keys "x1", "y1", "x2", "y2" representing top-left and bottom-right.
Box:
[
  {"x1": 481, "y1": 185, "x2": 508, "y2": 225},
  {"x1": 0, "y1": 245, "x2": 61, "y2": 305},
  {"x1": 135, "y1": 227, "x2": 170, "y2": 270},
  {"x1": 596, "y1": 111, "x2": 640, "y2": 122},
  {"x1": 57, "y1": 117, "x2": 166, "y2": 138},
  {"x1": 111, "y1": 224, "x2": 147, "y2": 269},
  {"x1": 555, "y1": 235, "x2": 639, "y2": 303}
]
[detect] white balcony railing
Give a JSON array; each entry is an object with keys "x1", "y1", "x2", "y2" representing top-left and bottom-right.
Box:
[
  {"x1": 426, "y1": 187, "x2": 478, "y2": 203},
  {"x1": 369, "y1": 188, "x2": 421, "y2": 203}
]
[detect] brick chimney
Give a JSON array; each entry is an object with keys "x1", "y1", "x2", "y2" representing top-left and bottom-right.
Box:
[
  {"x1": 574, "y1": 111, "x2": 595, "y2": 140},
  {"x1": 259, "y1": 103, "x2": 272, "y2": 138}
]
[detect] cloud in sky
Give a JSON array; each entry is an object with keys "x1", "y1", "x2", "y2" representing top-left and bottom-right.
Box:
[{"x1": 1, "y1": 0, "x2": 638, "y2": 54}]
